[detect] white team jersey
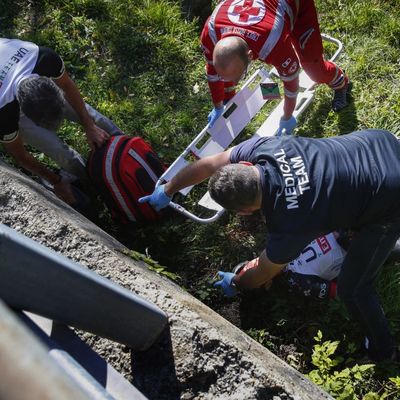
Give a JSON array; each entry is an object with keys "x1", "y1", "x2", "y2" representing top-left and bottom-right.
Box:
[
  {"x1": 0, "y1": 38, "x2": 39, "y2": 109},
  {"x1": 285, "y1": 233, "x2": 347, "y2": 281}
]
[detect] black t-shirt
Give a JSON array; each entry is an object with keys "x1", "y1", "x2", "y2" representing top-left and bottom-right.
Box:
[
  {"x1": 0, "y1": 46, "x2": 64, "y2": 140},
  {"x1": 230, "y1": 130, "x2": 400, "y2": 263}
]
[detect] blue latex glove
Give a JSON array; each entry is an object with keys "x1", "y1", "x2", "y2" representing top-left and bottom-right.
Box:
[
  {"x1": 207, "y1": 106, "x2": 224, "y2": 128},
  {"x1": 277, "y1": 115, "x2": 297, "y2": 136},
  {"x1": 138, "y1": 184, "x2": 172, "y2": 211},
  {"x1": 213, "y1": 271, "x2": 237, "y2": 297}
]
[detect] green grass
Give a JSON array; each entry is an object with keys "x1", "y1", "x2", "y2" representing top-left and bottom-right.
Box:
[{"x1": 1, "y1": 0, "x2": 400, "y2": 398}]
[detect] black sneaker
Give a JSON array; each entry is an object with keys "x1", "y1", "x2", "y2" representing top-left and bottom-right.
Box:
[{"x1": 332, "y1": 81, "x2": 352, "y2": 112}]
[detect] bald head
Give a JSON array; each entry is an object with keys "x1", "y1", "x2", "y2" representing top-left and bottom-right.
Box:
[{"x1": 213, "y1": 37, "x2": 251, "y2": 82}]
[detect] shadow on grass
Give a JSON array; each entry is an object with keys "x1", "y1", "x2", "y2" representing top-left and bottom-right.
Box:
[
  {"x1": 0, "y1": 0, "x2": 22, "y2": 37},
  {"x1": 0, "y1": 0, "x2": 49, "y2": 38},
  {"x1": 299, "y1": 85, "x2": 358, "y2": 138},
  {"x1": 299, "y1": 102, "x2": 331, "y2": 138},
  {"x1": 336, "y1": 87, "x2": 359, "y2": 134}
]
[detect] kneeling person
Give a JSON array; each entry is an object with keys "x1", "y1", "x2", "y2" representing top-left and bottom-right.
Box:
[
  {"x1": 0, "y1": 37, "x2": 121, "y2": 202},
  {"x1": 141, "y1": 129, "x2": 400, "y2": 362}
]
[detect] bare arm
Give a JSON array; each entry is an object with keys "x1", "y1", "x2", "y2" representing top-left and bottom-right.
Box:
[
  {"x1": 233, "y1": 250, "x2": 286, "y2": 289},
  {"x1": 4, "y1": 136, "x2": 61, "y2": 185},
  {"x1": 4, "y1": 136, "x2": 76, "y2": 204},
  {"x1": 165, "y1": 148, "x2": 233, "y2": 196},
  {"x1": 54, "y1": 71, "x2": 109, "y2": 148}
]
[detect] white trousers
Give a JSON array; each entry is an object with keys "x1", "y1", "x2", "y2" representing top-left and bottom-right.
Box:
[{"x1": 18, "y1": 102, "x2": 121, "y2": 181}]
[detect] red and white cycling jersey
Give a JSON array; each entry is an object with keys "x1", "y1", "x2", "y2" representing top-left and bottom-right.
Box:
[
  {"x1": 284, "y1": 232, "x2": 346, "y2": 281},
  {"x1": 201, "y1": 0, "x2": 301, "y2": 104}
]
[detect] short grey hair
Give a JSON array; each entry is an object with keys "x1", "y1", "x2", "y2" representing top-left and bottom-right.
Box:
[
  {"x1": 208, "y1": 164, "x2": 260, "y2": 210},
  {"x1": 17, "y1": 76, "x2": 65, "y2": 131}
]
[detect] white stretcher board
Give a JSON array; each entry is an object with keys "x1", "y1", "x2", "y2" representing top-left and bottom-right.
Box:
[{"x1": 157, "y1": 34, "x2": 343, "y2": 223}]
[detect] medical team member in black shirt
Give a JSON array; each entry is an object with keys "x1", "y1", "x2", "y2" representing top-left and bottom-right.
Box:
[
  {"x1": 140, "y1": 129, "x2": 400, "y2": 362},
  {"x1": 0, "y1": 38, "x2": 121, "y2": 202}
]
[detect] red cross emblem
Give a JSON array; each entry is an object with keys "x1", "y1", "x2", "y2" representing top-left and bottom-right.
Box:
[
  {"x1": 228, "y1": 0, "x2": 265, "y2": 26},
  {"x1": 233, "y1": 0, "x2": 260, "y2": 22}
]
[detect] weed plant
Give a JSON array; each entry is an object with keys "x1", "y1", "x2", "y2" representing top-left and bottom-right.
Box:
[{"x1": 1, "y1": 0, "x2": 400, "y2": 398}]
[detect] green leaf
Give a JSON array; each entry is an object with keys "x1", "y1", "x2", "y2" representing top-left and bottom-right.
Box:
[
  {"x1": 362, "y1": 393, "x2": 381, "y2": 400},
  {"x1": 389, "y1": 376, "x2": 400, "y2": 387},
  {"x1": 314, "y1": 330, "x2": 323, "y2": 342}
]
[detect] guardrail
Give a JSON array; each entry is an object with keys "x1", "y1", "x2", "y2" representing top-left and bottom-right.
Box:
[
  {"x1": 0, "y1": 224, "x2": 169, "y2": 399},
  {"x1": 0, "y1": 223, "x2": 167, "y2": 351},
  {"x1": 0, "y1": 299, "x2": 94, "y2": 400}
]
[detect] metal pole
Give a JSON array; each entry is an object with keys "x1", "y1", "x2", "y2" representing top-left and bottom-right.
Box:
[
  {"x1": 0, "y1": 299, "x2": 92, "y2": 400},
  {"x1": 0, "y1": 224, "x2": 167, "y2": 350}
]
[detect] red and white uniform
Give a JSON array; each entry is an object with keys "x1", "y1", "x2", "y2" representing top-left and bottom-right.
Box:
[{"x1": 201, "y1": 0, "x2": 347, "y2": 113}]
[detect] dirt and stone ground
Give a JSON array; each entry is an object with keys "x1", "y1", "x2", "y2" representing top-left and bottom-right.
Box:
[{"x1": 0, "y1": 161, "x2": 333, "y2": 400}]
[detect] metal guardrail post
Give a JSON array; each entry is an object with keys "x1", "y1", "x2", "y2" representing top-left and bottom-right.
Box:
[
  {"x1": 0, "y1": 299, "x2": 93, "y2": 400},
  {"x1": 0, "y1": 224, "x2": 168, "y2": 350},
  {"x1": 21, "y1": 312, "x2": 148, "y2": 400}
]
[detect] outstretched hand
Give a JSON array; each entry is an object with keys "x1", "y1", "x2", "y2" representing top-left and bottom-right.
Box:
[
  {"x1": 213, "y1": 271, "x2": 237, "y2": 297},
  {"x1": 139, "y1": 184, "x2": 172, "y2": 211}
]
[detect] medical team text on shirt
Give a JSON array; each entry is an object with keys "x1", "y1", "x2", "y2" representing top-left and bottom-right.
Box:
[{"x1": 274, "y1": 148, "x2": 310, "y2": 210}]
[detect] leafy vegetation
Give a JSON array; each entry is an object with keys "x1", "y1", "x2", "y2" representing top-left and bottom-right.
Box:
[
  {"x1": 308, "y1": 330, "x2": 376, "y2": 399},
  {"x1": 308, "y1": 330, "x2": 400, "y2": 399},
  {"x1": 1, "y1": 0, "x2": 400, "y2": 398},
  {"x1": 121, "y1": 248, "x2": 181, "y2": 282}
]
